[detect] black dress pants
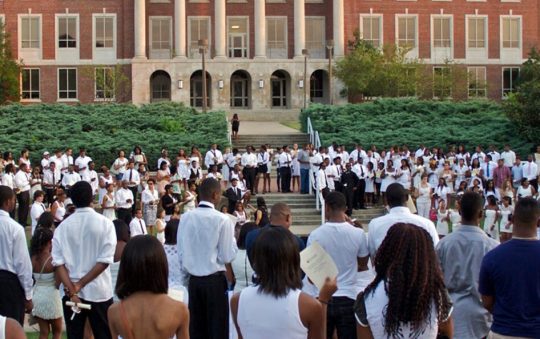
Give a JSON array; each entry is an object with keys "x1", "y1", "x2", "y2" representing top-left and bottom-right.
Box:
[
  {"x1": 117, "y1": 207, "x2": 132, "y2": 225},
  {"x1": 128, "y1": 186, "x2": 138, "y2": 214},
  {"x1": 17, "y1": 190, "x2": 30, "y2": 226},
  {"x1": 280, "y1": 167, "x2": 292, "y2": 192},
  {"x1": 188, "y1": 272, "x2": 229, "y2": 339},
  {"x1": 62, "y1": 296, "x2": 113, "y2": 339},
  {"x1": 243, "y1": 167, "x2": 256, "y2": 192},
  {"x1": 354, "y1": 180, "x2": 366, "y2": 208},
  {"x1": 0, "y1": 270, "x2": 25, "y2": 325}
]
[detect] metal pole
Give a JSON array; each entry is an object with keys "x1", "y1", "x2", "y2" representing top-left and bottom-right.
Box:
[
  {"x1": 329, "y1": 48, "x2": 333, "y2": 105},
  {"x1": 302, "y1": 49, "x2": 308, "y2": 110},
  {"x1": 199, "y1": 39, "x2": 208, "y2": 113}
]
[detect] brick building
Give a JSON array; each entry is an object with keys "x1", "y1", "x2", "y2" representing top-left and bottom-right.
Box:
[{"x1": 0, "y1": 0, "x2": 538, "y2": 113}]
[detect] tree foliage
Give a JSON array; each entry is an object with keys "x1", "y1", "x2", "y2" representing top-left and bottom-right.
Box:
[
  {"x1": 0, "y1": 22, "x2": 20, "y2": 104},
  {"x1": 503, "y1": 48, "x2": 540, "y2": 144},
  {"x1": 79, "y1": 64, "x2": 131, "y2": 102}
]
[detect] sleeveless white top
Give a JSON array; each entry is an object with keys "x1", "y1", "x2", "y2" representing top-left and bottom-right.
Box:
[
  {"x1": 237, "y1": 286, "x2": 307, "y2": 339},
  {"x1": 0, "y1": 315, "x2": 5, "y2": 339}
]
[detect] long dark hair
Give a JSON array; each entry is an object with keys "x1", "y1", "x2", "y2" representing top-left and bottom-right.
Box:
[
  {"x1": 252, "y1": 226, "x2": 302, "y2": 298},
  {"x1": 30, "y1": 227, "x2": 53, "y2": 257},
  {"x1": 366, "y1": 223, "x2": 451, "y2": 336}
]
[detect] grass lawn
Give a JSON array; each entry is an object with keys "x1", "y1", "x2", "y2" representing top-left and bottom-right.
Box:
[
  {"x1": 280, "y1": 120, "x2": 302, "y2": 131},
  {"x1": 26, "y1": 332, "x2": 67, "y2": 339}
]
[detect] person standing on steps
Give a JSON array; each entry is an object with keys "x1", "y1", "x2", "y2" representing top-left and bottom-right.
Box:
[
  {"x1": 231, "y1": 113, "x2": 240, "y2": 140},
  {"x1": 298, "y1": 144, "x2": 312, "y2": 194},
  {"x1": 279, "y1": 145, "x2": 292, "y2": 193},
  {"x1": 241, "y1": 146, "x2": 258, "y2": 195}
]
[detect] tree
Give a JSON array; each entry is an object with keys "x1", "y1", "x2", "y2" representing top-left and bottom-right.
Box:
[
  {"x1": 503, "y1": 48, "x2": 540, "y2": 143},
  {"x1": 80, "y1": 64, "x2": 131, "y2": 102},
  {"x1": 0, "y1": 22, "x2": 20, "y2": 104}
]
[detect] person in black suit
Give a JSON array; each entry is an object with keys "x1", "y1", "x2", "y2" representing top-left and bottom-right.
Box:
[
  {"x1": 224, "y1": 178, "x2": 243, "y2": 214},
  {"x1": 341, "y1": 162, "x2": 359, "y2": 216}
]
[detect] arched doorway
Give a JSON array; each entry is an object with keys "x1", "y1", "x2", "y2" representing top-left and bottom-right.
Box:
[
  {"x1": 271, "y1": 70, "x2": 290, "y2": 108},
  {"x1": 190, "y1": 70, "x2": 212, "y2": 108},
  {"x1": 230, "y1": 70, "x2": 251, "y2": 108},
  {"x1": 310, "y1": 70, "x2": 330, "y2": 104},
  {"x1": 150, "y1": 70, "x2": 171, "y2": 102}
]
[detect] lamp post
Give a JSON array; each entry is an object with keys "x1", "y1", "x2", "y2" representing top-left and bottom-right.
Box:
[
  {"x1": 198, "y1": 39, "x2": 208, "y2": 112},
  {"x1": 326, "y1": 40, "x2": 334, "y2": 105},
  {"x1": 302, "y1": 48, "x2": 309, "y2": 110}
]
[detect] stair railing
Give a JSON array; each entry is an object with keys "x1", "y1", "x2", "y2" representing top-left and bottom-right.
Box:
[
  {"x1": 226, "y1": 115, "x2": 232, "y2": 146},
  {"x1": 307, "y1": 116, "x2": 325, "y2": 225}
]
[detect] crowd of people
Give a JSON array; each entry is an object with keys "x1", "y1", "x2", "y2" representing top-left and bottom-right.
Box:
[{"x1": 0, "y1": 140, "x2": 538, "y2": 339}]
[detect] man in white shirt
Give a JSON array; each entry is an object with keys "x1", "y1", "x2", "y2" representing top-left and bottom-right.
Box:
[
  {"x1": 205, "y1": 143, "x2": 224, "y2": 172},
  {"x1": 415, "y1": 144, "x2": 427, "y2": 160},
  {"x1": 480, "y1": 155, "x2": 497, "y2": 182},
  {"x1": 329, "y1": 157, "x2": 343, "y2": 192},
  {"x1": 60, "y1": 148, "x2": 74, "y2": 175},
  {"x1": 75, "y1": 148, "x2": 92, "y2": 178},
  {"x1": 368, "y1": 183, "x2": 439, "y2": 259},
  {"x1": 49, "y1": 149, "x2": 63, "y2": 179},
  {"x1": 115, "y1": 180, "x2": 134, "y2": 225},
  {"x1": 83, "y1": 161, "x2": 99, "y2": 197},
  {"x1": 308, "y1": 191, "x2": 369, "y2": 338},
  {"x1": 487, "y1": 145, "x2": 500, "y2": 163},
  {"x1": 177, "y1": 178, "x2": 237, "y2": 339},
  {"x1": 241, "y1": 146, "x2": 257, "y2": 193},
  {"x1": 523, "y1": 154, "x2": 539, "y2": 191},
  {"x1": 61, "y1": 164, "x2": 81, "y2": 195},
  {"x1": 471, "y1": 146, "x2": 486, "y2": 164},
  {"x1": 30, "y1": 190, "x2": 47, "y2": 235},
  {"x1": 501, "y1": 144, "x2": 516, "y2": 169},
  {"x1": 279, "y1": 145, "x2": 292, "y2": 193},
  {"x1": 41, "y1": 151, "x2": 51, "y2": 171},
  {"x1": 52, "y1": 181, "x2": 116, "y2": 339},
  {"x1": 0, "y1": 186, "x2": 33, "y2": 324},
  {"x1": 350, "y1": 144, "x2": 367, "y2": 164},
  {"x1": 43, "y1": 161, "x2": 60, "y2": 206},
  {"x1": 317, "y1": 159, "x2": 330, "y2": 199},
  {"x1": 121, "y1": 160, "x2": 140, "y2": 214},
  {"x1": 13, "y1": 163, "x2": 31, "y2": 227},
  {"x1": 353, "y1": 158, "x2": 368, "y2": 209},
  {"x1": 129, "y1": 209, "x2": 147, "y2": 237},
  {"x1": 157, "y1": 149, "x2": 171, "y2": 173}
]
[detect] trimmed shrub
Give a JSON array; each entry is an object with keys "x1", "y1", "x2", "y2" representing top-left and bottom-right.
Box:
[
  {"x1": 301, "y1": 98, "x2": 534, "y2": 157},
  {"x1": 0, "y1": 102, "x2": 229, "y2": 170}
]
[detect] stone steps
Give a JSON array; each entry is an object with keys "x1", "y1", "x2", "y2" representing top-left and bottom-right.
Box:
[{"x1": 233, "y1": 134, "x2": 310, "y2": 150}]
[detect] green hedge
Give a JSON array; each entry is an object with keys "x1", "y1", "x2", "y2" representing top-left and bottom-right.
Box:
[
  {"x1": 301, "y1": 99, "x2": 535, "y2": 157},
  {"x1": 0, "y1": 102, "x2": 229, "y2": 170}
]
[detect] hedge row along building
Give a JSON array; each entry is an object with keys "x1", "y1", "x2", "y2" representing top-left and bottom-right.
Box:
[{"x1": 1, "y1": 0, "x2": 538, "y2": 114}]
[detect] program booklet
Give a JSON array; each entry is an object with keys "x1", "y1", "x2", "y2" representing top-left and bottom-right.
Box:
[{"x1": 300, "y1": 241, "x2": 338, "y2": 290}]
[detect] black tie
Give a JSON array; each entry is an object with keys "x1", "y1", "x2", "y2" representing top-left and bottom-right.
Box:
[{"x1": 139, "y1": 219, "x2": 145, "y2": 234}]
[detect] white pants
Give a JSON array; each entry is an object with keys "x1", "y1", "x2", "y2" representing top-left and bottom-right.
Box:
[{"x1": 416, "y1": 200, "x2": 431, "y2": 219}]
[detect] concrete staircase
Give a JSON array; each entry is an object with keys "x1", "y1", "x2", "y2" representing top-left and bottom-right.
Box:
[{"x1": 233, "y1": 134, "x2": 310, "y2": 151}]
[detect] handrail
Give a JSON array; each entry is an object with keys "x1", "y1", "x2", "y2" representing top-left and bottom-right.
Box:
[
  {"x1": 307, "y1": 116, "x2": 324, "y2": 225},
  {"x1": 226, "y1": 114, "x2": 232, "y2": 146}
]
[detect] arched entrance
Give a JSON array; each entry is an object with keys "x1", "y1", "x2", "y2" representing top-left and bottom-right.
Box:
[
  {"x1": 310, "y1": 69, "x2": 330, "y2": 104},
  {"x1": 190, "y1": 70, "x2": 212, "y2": 108},
  {"x1": 230, "y1": 70, "x2": 251, "y2": 108},
  {"x1": 271, "y1": 70, "x2": 290, "y2": 108},
  {"x1": 150, "y1": 70, "x2": 171, "y2": 102}
]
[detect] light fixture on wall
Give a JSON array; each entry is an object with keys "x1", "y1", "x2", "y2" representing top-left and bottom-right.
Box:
[
  {"x1": 177, "y1": 80, "x2": 183, "y2": 89},
  {"x1": 258, "y1": 79, "x2": 264, "y2": 89},
  {"x1": 298, "y1": 79, "x2": 304, "y2": 88},
  {"x1": 218, "y1": 80, "x2": 224, "y2": 89}
]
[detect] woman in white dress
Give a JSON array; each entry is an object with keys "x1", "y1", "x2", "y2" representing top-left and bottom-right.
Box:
[
  {"x1": 483, "y1": 195, "x2": 500, "y2": 239},
  {"x1": 426, "y1": 161, "x2": 439, "y2": 189},
  {"x1": 98, "y1": 167, "x2": 115, "y2": 205},
  {"x1": 221, "y1": 147, "x2": 231, "y2": 188},
  {"x1": 30, "y1": 166, "x2": 43, "y2": 201},
  {"x1": 291, "y1": 144, "x2": 300, "y2": 192},
  {"x1": 131, "y1": 146, "x2": 148, "y2": 173},
  {"x1": 381, "y1": 159, "x2": 397, "y2": 205},
  {"x1": 141, "y1": 179, "x2": 160, "y2": 234},
  {"x1": 365, "y1": 162, "x2": 375, "y2": 207},
  {"x1": 233, "y1": 202, "x2": 248, "y2": 225},
  {"x1": 499, "y1": 196, "x2": 514, "y2": 243},
  {"x1": 232, "y1": 222, "x2": 257, "y2": 293},
  {"x1": 415, "y1": 174, "x2": 432, "y2": 219},
  {"x1": 182, "y1": 181, "x2": 197, "y2": 213},
  {"x1": 434, "y1": 178, "x2": 450, "y2": 208},
  {"x1": 454, "y1": 158, "x2": 469, "y2": 191},
  {"x1": 411, "y1": 157, "x2": 425, "y2": 190},
  {"x1": 436, "y1": 199, "x2": 449, "y2": 237},
  {"x1": 112, "y1": 150, "x2": 129, "y2": 181},
  {"x1": 176, "y1": 148, "x2": 190, "y2": 191},
  {"x1": 155, "y1": 209, "x2": 166, "y2": 244},
  {"x1": 30, "y1": 228, "x2": 63, "y2": 339},
  {"x1": 163, "y1": 220, "x2": 189, "y2": 303},
  {"x1": 101, "y1": 183, "x2": 116, "y2": 221},
  {"x1": 517, "y1": 178, "x2": 536, "y2": 200},
  {"x1": 440, "y1": 162, "x2": 455, "y2": 193},
  {"x1": 18, "y1": 149, "x2": 31, "y2": 168},
  {"x1": 50, "y1": 191, "x2": 66, "y2": 226},
  {"x1": 396, "y1": 159, "x2": 411, "y2": 191}
]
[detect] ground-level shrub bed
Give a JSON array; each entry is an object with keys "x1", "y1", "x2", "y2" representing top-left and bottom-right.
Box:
[
  {"x1": 301, "y1": 99, "x2": 535, "y2": 157},
  {"x1": 0, "y1": 102, "x2": 228, "y2": 170}
]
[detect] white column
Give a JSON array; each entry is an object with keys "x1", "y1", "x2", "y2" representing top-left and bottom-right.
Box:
[
  {"x1": 134, "y1": 0, "x2": 147, "y2": 59},
  {"x1": 333, "y1": 0, "x2": 344, "y2": 56},
  {"x1": 294, "y1": 0, "x2": 305, "y2": 57},
  {"x1": 254, "y1": 0, "x2": 266, "y2": 58},
  {"x1": 174, "y1": 0, "x2": 186, "y2": 58},
  {"x1": 215, "y1": 0, "x2": 226, "y2": 58}
]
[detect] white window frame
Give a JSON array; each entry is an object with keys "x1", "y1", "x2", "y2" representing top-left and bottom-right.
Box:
[
  {"x1": 150, "y1": 0, "x2": 171, "y2": 3},
  {"x1": 465, "y1": 15, "x2": 487, "y2": 49},
  {"x1": 18, "y1": 14, "x2": 42, "y2": 60},
  {"x1": 55, "y1": 14, "x2": 80, "y2": 62},
  {"x1": 92, "y1": 13, "x2": 117, "y2": 62},
  {"x1": 359, "y1": 14, "x2": 383, "y2": 48},
  {"x1": 501, "y1": 67, "x2": 520, "y2": 97},
  {"x1": 94, "y1": 67, "x2": 116, "y2": 101},
  {"x1": 500, "y1": 15, "x2": 521, "y2": 49},
  {"x1": 467, "y1": 66, "x2": 487, "y2": 98},
  {"x1": 0, "y1": 15, "x2": 5, "y2": 27},
  {"x1": 57, "y1": 68, "x2": 78, "y2": 102},
  {"x1": 432, "y1": 66, "x2": 452, "y2": 99},
  {"x1": 227, "y1": 16, "x2": 249, "y2": 59},
  {"x1": 20, "y1": 68, "x2": 41, "y2": 102},
  {"x1": 305, "y1": 16, "x2": 326, "y2": 58},
  {"x1": 266, "y1": 16, "x2": 288, "y2": 59},
  {"x1": 431, "y1": 15, "x2": 453, "y2": 48},
  {"x1": 430, "y1": 14, "x2": 453, "y2": 63},
  {"x1": 149, "y1": 16, "x2": 173, "y2": 59},
  {"x1": 187, "y1": 16, "x2": 212, "y2": 58},
  {"x1": 395, "y1": 14, "x2": 418, "y2": 58}
]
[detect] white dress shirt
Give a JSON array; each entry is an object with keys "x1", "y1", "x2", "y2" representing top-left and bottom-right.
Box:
[
  {"x1": 43, "y1": 169, "x2": 59, "y2": 188},
  {"x1": 523, "y1": 161, "x2": 539, "y2": 181},
  {"x1": 177, "y1": 201, "x2": 237, "y2": 277},
  {"x1": 353, "y1": 164, "x2": 367, "y2": 180},
  {"x1": 75, "y1": 156, "x2": 92, "y2": 176},
  {"x1": 1, "y1": 174, "x2": 14, "y2": 189},
  {"x1": 141, "y1": 188, "x2": 159, "y2": 205},
  {"x1": 14, "y1": 170, "x2": 30, "y2": 192},
  {"x1": 0, "y1": 210, "x2": 33, "y2": 300},
  {"x1": 487, "y1": 151, "x2": 500, "y2": 163},
  {"x1": 308, "y1": 222, "x2": 369, "y2": 299},
  {"x1": 241, "y1": 152, "x2": 257, "y2": 168},
  {"x1": 121, "y1": 169, "x2": 141, "y2": 187},
  {"x1": 49, "y1": 156, "x2": 63, "y2": 178},
  {"x1": 83, "y1": 170, "x2": 99, "y2": 194},
  {"x1": 60, "y1": 154, "x2": 74, "y2": 174},
  {"x1": 115, "y1": 188, "x2": 134, "y2": 209},
  {"x1": 52, "y1": 208, "x2": 116, "y2": 302},
  {"x1": 471, "y1": 152, "x2": 486, "y2": 164},
  {"x1": 61, "y1": 172, "x2": 81, "y2": 188},
  {"x1": 368, "y1": 206, "x2": 439, "y2": 258},
  {"x1": 279, "y1": 152, "x2": 292, "y2": 168},
  {"x1": 30, "y1": 202, "x2": 46, "y2": 234},
  {"x1": 317, "y1": 168, "x2": 328, "y2": 191},
  {"x1": 129, "y1": 217, "x2": 147, "y2": 237},
  {"x1": 257, "y1": 152, "x2": 270, "y2": 165},
  {"x1": 481, "y1": 161, "x2": 497, "y2": 180},
  {"x1": 500, "y1": 151, "x2": 516, "y2": 167},
  {"x1": 41, "y1": 158, "x2": 50, "y2": 170},
  {"x1": 205, "y1": 149, "x2": 224, "y2": 168},
  {"x1": 325, "y1": 167, "x2": 336, "y2": 190},
  {"x1": 350, "y1": 149, "x2": 367, "y2": 163}
]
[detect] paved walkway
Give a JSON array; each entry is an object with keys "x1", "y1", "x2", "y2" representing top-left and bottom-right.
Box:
[{"x1": 238, "y1": 121, "x2": 302, "y2": 135}]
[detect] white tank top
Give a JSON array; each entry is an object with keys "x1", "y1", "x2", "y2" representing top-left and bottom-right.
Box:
[
  {"x1": 237, "y1": 286, "x2": 307, "y2": 339},
  {"x1": 0, "y1": 315, "x2": 5, "y2": 339}
]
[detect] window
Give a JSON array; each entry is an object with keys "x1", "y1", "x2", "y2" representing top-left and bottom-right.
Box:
[
  {"x1": 95, "y1": 67, "x2": 115, "y2": 100},
  {"x1": 502, "y1": 67, "x2": 520, "y2": 96},
  {"x1": 21, "y1": 69, "x2": 40, "y2": 100},
  {"x1": 468, "y1": 67, "x2": 486, "y2": 98},
  {"x1": 397, "y1": 16, "x2": 416, "y2": 49},
  {"x1": 361, "y1": 15, "x2": 382, "y2": 48},
  {"x1": 228, "y1": 17, "x2": 248, "y2": 58},
  {"x1": 58, "y1": 68, "x2": 77, "y2": 100},
  {"x1": 467, "y1": 17, "x2": 486, "y2": 48},
  {"x1": 95, "y1": 16, "x2": 114, "y2": 48},
  {"x1": 58, "y1": 16, "x2": 77, "y2": 48},
  {"x1": 150, "y1": 17, "x2": 172, "y2": 59},
  {"x1": 266, "y1": 17, "x2": 287, "y2": 58},
  {"x1": 188, "y1": 17, "x2": 211, "y2": 58},
  {"x1": 502, "y1": 17, "x2": 520, "y2": 48},
  {"x1": 305, "y1": 17, "x2": 325, "y2": 58},
  {"x1": 21, "y1": 16, "x2": 40, "y2": 48},
  {"x1": 433, "y1": 66, "x2": 452, "y2": 98},
  {"x1": 433, "y1": 17, "x2": 452, "y2": 48}
]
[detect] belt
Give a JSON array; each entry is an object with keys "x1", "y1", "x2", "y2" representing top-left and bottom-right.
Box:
[{"x1": 189, "y1": 271, "x2": 225, "y2": 279}]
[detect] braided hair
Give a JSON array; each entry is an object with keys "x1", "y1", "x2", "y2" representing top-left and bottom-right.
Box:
[
  {"x1": 30, "y1": 227, "x2": 54, "y2": 257},
  {"x1": 365, "y1": 223, "x2": 452, "y2": 337}
]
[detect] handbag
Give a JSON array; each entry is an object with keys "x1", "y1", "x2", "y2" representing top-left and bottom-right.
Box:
[{"x1": 429, "y1": 208, "x2": 438, "y2": 222}]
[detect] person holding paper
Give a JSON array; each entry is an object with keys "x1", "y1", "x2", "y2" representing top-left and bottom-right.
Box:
[
  {"x1": 307, "y1": 191, "x2": 369, "y2": 338},
  {"x1": 230, "y1": 226, "x2": 337, "y2": 339}
]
